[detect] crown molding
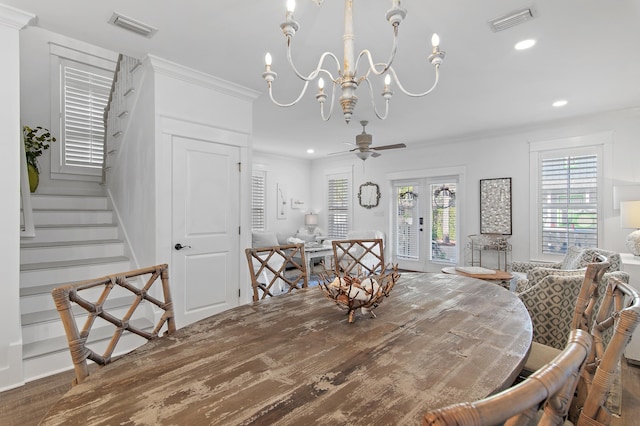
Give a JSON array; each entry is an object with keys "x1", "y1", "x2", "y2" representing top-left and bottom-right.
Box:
[
  {"x1": 144, "y1": 54, "x2": 260, "y2": 101},
  {"x1": 0, "y1": 3, "x2": 35, "y2": 30}
]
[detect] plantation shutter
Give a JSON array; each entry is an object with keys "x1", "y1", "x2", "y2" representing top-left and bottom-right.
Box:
[
  {"x1": 62, "y1": 63, "x2": 112, "y2": 168},
  {"x1": 327, "y1": 176, "x2": 350, "y2": 239},
  {"x1": 396, "y1": 186, "x2": 419, "y2": 260},
  {"x1": 251, "y1": 172, "x2": 266, "y2": 231},
  {"x1": 540, "y1": 154, "x2": 598, "y2": 254}
]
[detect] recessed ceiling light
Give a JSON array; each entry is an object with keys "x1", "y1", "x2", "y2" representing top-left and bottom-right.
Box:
[
  {"x1": 306, "y1": 149, "x2": 315, "y2": 154},
  {"x1": 552, "y1": 100, "x2": 568, "y2": 107},
  {"x1": 515, "y1": 39, "x2": 536, "y2": 50}
]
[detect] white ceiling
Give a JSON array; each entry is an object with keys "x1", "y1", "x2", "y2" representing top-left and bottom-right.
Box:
[{"x1": 6, "y1": 0, "x2": 640, "y2": 159}]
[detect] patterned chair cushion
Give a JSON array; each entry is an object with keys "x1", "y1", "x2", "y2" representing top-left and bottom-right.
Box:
[
  {"x1": 559, "y1": 246, "x2": 586, "y2": 269},
  {"x1": 518, "y1": 271, "x2": 629, "y2": 350}
]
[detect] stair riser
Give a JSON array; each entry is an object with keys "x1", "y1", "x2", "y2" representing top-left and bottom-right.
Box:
[
  {"x1": 20, "y1": 260, "x2": 132, "y2": 288},
  {"x1": 20, "y1": 285, "x2": 139, "y2": 317},
  {"x1": 20, "y1": 242, "x2": 125, "y2": 264},
  {"x1": 32, "y1": 210, "x2": 113, "y2": 226},
  {"x1": 22, "y1": 303, "x2": 147, "y2": 345},
  {"x1": 23, "y1": 333, "x2": 149, "y2": 382},
  {"x1": 28, "y1": 226, "x2": 119, "y2": 244},
  {"x1": 30, "y1": 195, "x2": 108, "y2": 210}
]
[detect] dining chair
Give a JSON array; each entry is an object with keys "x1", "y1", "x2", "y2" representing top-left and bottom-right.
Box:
[
  {"x1": 51, "y1": 264, "x2": 176, "y2": 385},
  {"x1": 519, "y1": 256, "x2": 611, "y2": 374},
  {"x1": 245, "y1": 243, "x2": 308, "y2": 301},
  {"x1": 571, "y1": 275, "x2": 640, "y2": 425},
  {"x1": 332, "y1": 238, "x2": 385, "y2": 276},
  {"x1": 422, "y1": 329, "x2": 593, "y2": 426}
]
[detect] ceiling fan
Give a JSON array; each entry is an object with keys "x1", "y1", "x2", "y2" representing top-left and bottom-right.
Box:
[{"x1": 330, "y1": 121, "x2": 407, "y2": 161}]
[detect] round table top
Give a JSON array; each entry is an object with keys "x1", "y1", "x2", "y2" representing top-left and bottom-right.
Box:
[{"x1": 41, "y1": 272, "x2": 531, "y2": 425}]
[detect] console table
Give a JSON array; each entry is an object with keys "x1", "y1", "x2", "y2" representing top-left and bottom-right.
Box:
[{"x1": 467, "y1": 234, "x2": 512, "y2": 271}]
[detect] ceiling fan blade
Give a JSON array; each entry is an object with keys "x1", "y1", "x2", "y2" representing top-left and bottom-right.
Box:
[
  {"x1": 371, "y1": 151, "x2": 382, "y2": 158},
  {"x1": 371, "y1": 143, "x2": 407, "y2": 151},
  {"x1": 328, "y1": 150, "x2": 350, "y2": 156}
]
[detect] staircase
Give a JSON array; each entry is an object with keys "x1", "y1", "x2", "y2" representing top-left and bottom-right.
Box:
[{"x1": 19, "y1": 193, "x2": 135, "y2": 381}]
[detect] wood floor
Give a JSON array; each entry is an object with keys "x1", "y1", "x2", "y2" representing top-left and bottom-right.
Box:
[{"x1": 1, "y1": 359, "x2": 639, "y2": 425}]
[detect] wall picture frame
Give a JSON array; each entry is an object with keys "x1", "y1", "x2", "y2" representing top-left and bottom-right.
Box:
[
  {"x1": 358, "y1": 182, "x2": 381, "y2": 209},
  {"x1": 480, "y1": 177, "x2": 512, "y2": 235},
  {"x1": 276, "y1": 182, "x2": 287, "y2": 220}
]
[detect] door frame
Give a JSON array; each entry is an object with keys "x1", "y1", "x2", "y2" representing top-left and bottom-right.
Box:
[{"x1": 386, "y1": 166, "x2": 466, "y2": 272}]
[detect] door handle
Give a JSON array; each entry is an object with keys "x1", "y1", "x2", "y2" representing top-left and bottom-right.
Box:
[{"x1": 174, "y1": 243, "x2": 192, "y2": 250}]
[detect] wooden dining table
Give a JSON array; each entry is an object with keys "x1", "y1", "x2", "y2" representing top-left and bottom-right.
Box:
[{"x1": 40, "y1": 273, "x2": 532, "y2": 425}]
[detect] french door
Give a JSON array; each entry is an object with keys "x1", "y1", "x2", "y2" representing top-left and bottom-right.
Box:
[{"x1": 393, "y1": 177, "x2": 458, "y2": 272}]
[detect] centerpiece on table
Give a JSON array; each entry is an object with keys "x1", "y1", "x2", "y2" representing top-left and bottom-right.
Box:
[
  {"x1": 23, "y1": 125, "x2": 57, "y2": 192},
  {"x1": 318, "y1": 265, "x2": 400, "y2": 323}
]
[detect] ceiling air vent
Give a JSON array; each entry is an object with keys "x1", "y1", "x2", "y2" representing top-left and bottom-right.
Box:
[
  {"x1": 488, "y1": 7, "x2": 536, "y2": 32},
  {"x1": 108, "y1": 12, "x2": 157, "y2": 38}
]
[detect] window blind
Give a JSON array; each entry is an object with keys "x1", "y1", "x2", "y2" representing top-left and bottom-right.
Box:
[
  {"x1": 430, "y1": 183, "x2": 457, "y2": 263},
  {"x1": 396, "y1": 186, "x2": 419, "y2": 260},
  {"x1": 251, "y1": 172, "x2": 266, "y2": 231},
  {"x1": 540, "y1": 154, "x2": 598, "y2": 254},
  {"x1": 327, "y1": 177, "x2": 350, "y2": 239},
  {"x1": 63, "y1": 65, "x2": 112, "y2": 168}
]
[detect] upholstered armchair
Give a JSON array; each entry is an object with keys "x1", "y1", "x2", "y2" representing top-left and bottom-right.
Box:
[{"x1": 511, "y1": 246, "x2": 622, "y2": 292}]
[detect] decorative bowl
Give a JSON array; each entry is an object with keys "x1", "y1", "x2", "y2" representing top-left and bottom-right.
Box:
[{"x1": 318, "y1": 265, "x2": 400, "y2": 323}]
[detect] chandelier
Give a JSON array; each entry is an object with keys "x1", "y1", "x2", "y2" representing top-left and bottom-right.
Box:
[{"x1": 262, "y1": 0, "x2": 445, "y2": 124}]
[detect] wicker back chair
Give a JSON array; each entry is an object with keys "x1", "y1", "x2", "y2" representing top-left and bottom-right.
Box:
[
  {"x1": 332, "y1": 238, "x2": 384, "y2": 276},
  {"x1": 51, "y1": 264, "x2": 175, "y2": 385},
  {"x1": 245, "y1": 243, "x2": 308, "y2": 301},
  {"x1": 423, "y1": 329, "x2": 593, "y2": 426},
  {"x1": 572, "y1": 275, "x2": 640, "y2": 425}
]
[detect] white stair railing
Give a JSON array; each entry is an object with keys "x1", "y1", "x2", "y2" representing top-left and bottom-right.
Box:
[{"x1": 102, "y1": 54, "x2": 142, "y2": 184}]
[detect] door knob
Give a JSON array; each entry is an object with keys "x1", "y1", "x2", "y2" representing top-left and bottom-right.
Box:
[{"x1": 174, "y1": 243, "x2": 192, "y2": 250}]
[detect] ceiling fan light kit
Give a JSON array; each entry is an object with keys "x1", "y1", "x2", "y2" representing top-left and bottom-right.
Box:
[{"x1": 262, "y1": 0, "x2": 445, "y2": 123}]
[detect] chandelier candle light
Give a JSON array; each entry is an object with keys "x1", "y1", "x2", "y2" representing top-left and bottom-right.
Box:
[{"x1": 262, "y1": 0, "x2": 445, "y2": 123}]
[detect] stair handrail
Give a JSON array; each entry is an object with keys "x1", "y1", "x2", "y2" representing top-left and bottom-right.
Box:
[
  {"x1": 102, "y1": 54, "x2": 142, "y2": 185},
  {"x1": 102, "y1": 53, "x2": 123, "y2": 185},
  {"x1": 20, "y1": 134, "x2": 35, "y2": 238}
]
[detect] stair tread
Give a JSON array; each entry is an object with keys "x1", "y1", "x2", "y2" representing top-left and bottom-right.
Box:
[
  {"x1": 35, "y1": 223, "x2": 117, "y2": 229},
  {"x1": 20, "y1": 256, "x2": 129, "y2": 272},
  {"x1": 22, "y1": 294, "x2": 142, "y2": 326},
  {"x1": 22, "y1": 317, "x2": 153, "y2": 359},
  {"x1": 21, "y1": 282, "x2": 69, "y2": 297},
  {"x1": 32, "y1": 208, "x2": 112, "y2": 212},
  {"x1": 21, "y1": 239, "x2": 123, "y2": 249}
]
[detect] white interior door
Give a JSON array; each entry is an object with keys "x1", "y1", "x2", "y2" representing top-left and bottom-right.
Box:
[{"x1": 172, "y1": 136, "x2": 240, "y2": 326}]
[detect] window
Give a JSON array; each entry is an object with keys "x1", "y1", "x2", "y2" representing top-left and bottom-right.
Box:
[
  {"x1": 50, "y1": 43, "x2": 117, "y2": 179},
  {"x1": 327, "y1": 174, "x2": 351, "y2": 239},
  {"x1": 530, "y1": 132, "x2": 609, "y2": 259},
  {"x1": 251, "y1": 171, "x2": 266, "y2": 231},
  {"x1": 430, "y1": 182, "x2": 457, "y2": 263},
  {"x1": 396, "y1": 185, "x2": 419, "y2": 260},
  {"x1": 540, "y1": 153, "x2": 598, "y2": 254},
  {"x1": 62, "y1": 61, "x2": 113, "y2": 168}
]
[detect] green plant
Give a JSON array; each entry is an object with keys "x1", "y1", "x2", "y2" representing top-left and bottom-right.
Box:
[{"x1": 23, "y1": 125, "x2": 56, "y2": 173}]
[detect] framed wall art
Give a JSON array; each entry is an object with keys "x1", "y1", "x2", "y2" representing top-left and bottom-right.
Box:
[
  {"x1": 480, "y1": 177, "x2": 512, "y2": 235},
  {"x1": 276, "y1": 182, "x2": 287, "y2": 220},
  {"x1": 358, "y1": 182, "x2": 381, "y2": 209}
]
